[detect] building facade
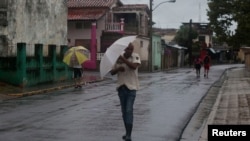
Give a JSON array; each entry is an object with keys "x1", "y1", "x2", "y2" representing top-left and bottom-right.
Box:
[
  {"x1": 67, "y1": 0, "x2": 150, "y2": 70},
  {"x1": 0, "y1": 0, "x2": 68, "y2": 57},
  {"x1": 0, "y1": 0, "x2": 69, "y2": 87}
]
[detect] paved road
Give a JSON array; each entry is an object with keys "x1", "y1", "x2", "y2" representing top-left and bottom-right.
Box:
[{"x1": 0, "y1": 64, "x2": 243, "y2": 141}]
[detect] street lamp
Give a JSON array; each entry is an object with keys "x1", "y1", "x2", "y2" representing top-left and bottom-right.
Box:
[
  {"x1": 148, "y1": 0, "x2": 176, "y2": 72},
  {"x1": 153, "y1": 0, "x2": 176, "y2": 11}
]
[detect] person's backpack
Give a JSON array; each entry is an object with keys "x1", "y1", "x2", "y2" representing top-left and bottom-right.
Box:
[{"x1": 204, "y1": 56, "x2": 209, "y2": 64}]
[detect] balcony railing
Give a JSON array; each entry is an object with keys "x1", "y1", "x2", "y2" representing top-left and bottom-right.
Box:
[
  {"x1": 105, "y1": 23, "x2": 122, "y2": 32},
  {"x1": 104, "y1": 18, "x2": 124, "y2": 33}
]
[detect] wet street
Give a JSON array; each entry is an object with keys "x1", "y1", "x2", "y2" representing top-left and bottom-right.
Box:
[{"x1": 0, "y1": 64, "x2": 243, "y2": 141}]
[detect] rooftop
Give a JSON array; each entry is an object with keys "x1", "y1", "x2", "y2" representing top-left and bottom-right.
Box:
[
  {"x1": 68, "y1": 8, "x2": 107, "y2": 20},
  {"x1": 67, "y1": 0, "x2": 117, "y2": 8}
]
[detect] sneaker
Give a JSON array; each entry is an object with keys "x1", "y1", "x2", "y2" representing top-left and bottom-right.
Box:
[
  {"x1": 122, "y1": 135, "x2": 132, "y2": 141},
  {"x1": 125, "y1": 136, "x2": 132, "y2": 141}
]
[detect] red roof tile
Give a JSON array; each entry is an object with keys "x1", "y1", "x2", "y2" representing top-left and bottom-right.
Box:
[
  {"x1": 68, "y1": 8, "x2": 107, "y2": 20},
  {"x1": 67, "y1": 0, "x2": 116, "y2": 8}
]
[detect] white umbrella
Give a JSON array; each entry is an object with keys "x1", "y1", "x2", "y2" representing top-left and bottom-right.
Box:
[{"x1": 100, "y1": 35, "x2": 137, "y2": 79}]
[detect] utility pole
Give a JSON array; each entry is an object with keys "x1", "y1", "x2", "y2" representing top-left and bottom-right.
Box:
[
  {"x1": 148, "y1": 0, "x2": 153, "y2": 72},
  {"x1": 148, "y1": 0, "x2": 176, "y2": 72},
  {"x1": 188, "y1": 19, "x2": 193, "y2": 66}
]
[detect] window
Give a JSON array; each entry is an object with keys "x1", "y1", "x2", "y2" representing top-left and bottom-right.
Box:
[
  {"x1": 75, "y1": 21, "x2": 95, "y2": 29},
  {"x1": 75, "y1": 22, "x2": 83, "y2": 29},
  {"x1": 83, "y1": 21, "x2": 92, "y2": 29}
]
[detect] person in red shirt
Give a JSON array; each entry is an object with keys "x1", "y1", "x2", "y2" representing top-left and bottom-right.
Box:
[{"x1": 203, "y1": 52, "x2": 211, "y2": 78}]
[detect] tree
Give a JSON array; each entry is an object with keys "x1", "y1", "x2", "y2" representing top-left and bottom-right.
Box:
[
  {"x1": 207, "y1": 0, "x2": 250, "y2": 48},
  {"x1": 233, "y1": 0, "x2": 250, "y2": 47},
  {"x1": 174, "y1": 25, "x2": 198, "y2": 66},
  {"x1": 174, "y1": 25, "x2": 198, "y2": 47}
]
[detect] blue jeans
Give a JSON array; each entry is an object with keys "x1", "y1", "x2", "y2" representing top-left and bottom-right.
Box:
[{"x1": 118, "y1": 85, "x2": 136, "y2": 125}]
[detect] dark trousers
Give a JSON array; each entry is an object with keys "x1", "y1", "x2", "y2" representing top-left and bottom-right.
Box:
[{"x1": 117, "y1": 85, "x2": 136, "y2": 125}]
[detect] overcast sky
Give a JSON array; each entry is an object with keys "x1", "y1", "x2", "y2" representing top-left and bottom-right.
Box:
[{"x1": 121, "y1": 0, "x2": 209, "y2": 29}]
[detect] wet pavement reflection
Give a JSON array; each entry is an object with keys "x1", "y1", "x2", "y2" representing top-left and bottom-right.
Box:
[{"x1": 0, "y1": 65, "x2": 244, "y2": 141}]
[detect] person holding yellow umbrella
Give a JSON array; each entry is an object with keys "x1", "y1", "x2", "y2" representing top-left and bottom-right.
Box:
[
  {"x1": 72, "y1": 59, "x2": 83, "y2": 88},
  {"x1": 72, "y1": 53, "x2": 83, "y2": 88},
  {"x1": 63, "y1": 46, "x2": 90, "y2": 88}
]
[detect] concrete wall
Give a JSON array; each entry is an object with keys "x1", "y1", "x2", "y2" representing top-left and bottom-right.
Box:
[
  {"x1": 243, "y1": 48, "x2": 250, "y2": 71},
  {"x1": 132, "y1": 37, "x2": 149, "y2": 71},
  {"x1": 238, "y1": 47, "x2": 250, "y2": 63},
  {"x1": 0, "y1": 0, "x2": 68, "y2": 57},
  {"x1": 68, "y1": 16, "x2": 106, "y2": 52},
  {"x1": 67, "y1": 21, "x2": 92, "y2": 47},
  {"x1": 246, "y1": 52, "x2": 250, "y2": 71},
  {"x1": 133, "y1": 37, "x2": 149, "y2": 61},
  {"x1": 238, "y1": 48, "x2": 245, "y2": 62},
  {"x1": 161, "y1": 34, "x2": 175, "y2": 43}
]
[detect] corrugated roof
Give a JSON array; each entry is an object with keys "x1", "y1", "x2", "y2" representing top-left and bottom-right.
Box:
[
  {"x1": 67, "y1": 0, "x2": 116, "y2": 8},
  {"x1": 167, "y1": 44, "x2": 188, "y2": 50},
  {"x1": 68, "y1": 8, "x2": 107, "y2": 20}
]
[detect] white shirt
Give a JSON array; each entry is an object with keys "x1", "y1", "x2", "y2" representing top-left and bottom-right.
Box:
[{"x1": 114, "y1": 52, "x2": 141, "y2": 90}]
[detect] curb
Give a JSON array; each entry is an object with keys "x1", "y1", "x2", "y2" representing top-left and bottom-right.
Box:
[
  {"x1": 6, "y1": 78, "x2": 105, "y2": 99},
  {"x1": 179, "y1": 67, "x2": 229, "y2": 141}
]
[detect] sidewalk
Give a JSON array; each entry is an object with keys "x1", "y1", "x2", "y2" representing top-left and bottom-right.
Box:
[
  {"x1": 181, "y1": 67, "x2": 250, "y2": 141},
  {"x1": 0, "y1": 71, "x2": 103, "y2": 101}
]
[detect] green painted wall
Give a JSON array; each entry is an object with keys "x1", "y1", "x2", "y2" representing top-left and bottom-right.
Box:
[
  {"x1": 0, "y1": 43, "x2": 72, "y2": 87},
  {"x1": 152, "y1": 35, "x2": 162, "y2": 71}
]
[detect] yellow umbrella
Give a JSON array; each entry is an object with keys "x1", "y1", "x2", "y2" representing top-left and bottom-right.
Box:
[{"x1": 63, "y1": 46, "x2": 90, "y2": 67}]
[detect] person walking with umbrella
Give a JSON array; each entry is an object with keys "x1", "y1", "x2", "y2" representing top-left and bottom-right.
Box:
[
  {"x1": 69, "y1": 52, "x2": 84, "y2": 88},
  {"x1": 110, "y1": 43, "x2": 141, "y2": 141},
  {"x1": 72, "y1": 63, "x2": 83, "y2": 88},
  {"x1": 63, "y1": 46, "x2": 90, "y2": 88}
]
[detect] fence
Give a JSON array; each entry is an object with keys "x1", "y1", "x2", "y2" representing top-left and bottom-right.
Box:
[{"x1": 0, "y1": 43, "x2": 72, "y2": 87}]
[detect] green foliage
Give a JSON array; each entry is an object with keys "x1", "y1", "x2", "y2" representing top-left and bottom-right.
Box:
[
  {"x1": 207, "y1": 0, "x2": 250, "y2": 48},
  {"x1": 174, "y1": 25, "x2": 198, "y2": 47},
  {"x1": 192, "y1": 42, "x2": 201, "y2": 52}
]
